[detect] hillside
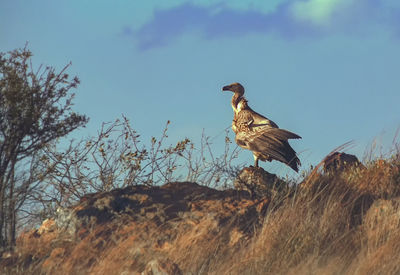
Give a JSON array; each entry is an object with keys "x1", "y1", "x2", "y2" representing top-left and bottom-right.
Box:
[{"x1": 1, "y1": 152, "x2": 400, "y2": 274}]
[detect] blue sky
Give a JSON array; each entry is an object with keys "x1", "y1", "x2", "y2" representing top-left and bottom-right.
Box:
[{"x1": 1, "y1": 0, "x2": 400, "y2": 176}]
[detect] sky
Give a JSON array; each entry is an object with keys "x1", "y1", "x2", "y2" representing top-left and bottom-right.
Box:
[{"x1": 1, "y1": 0, "x2": 400, "y2": 177}]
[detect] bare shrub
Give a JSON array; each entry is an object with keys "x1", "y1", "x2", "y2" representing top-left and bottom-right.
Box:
[{"x1": 27, "y1": 116, "x2": 242, "y2": 219}]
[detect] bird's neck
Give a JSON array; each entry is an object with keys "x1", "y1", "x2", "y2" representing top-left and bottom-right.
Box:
[{"x1": 231, "y1": 93, "x2": 243, "y2": 113}]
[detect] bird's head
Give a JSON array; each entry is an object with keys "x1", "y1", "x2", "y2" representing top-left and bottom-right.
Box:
[{"x1": 222, "y1": 82, "x2": 244, "y2": 95}]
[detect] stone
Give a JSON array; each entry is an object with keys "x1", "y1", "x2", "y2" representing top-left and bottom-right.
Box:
[
  {"x1": 142, "y1": 259, "x2": 182, "y2": 275},
  {"x1": 37, "y1": 219, "x2": 56, "y2": 235},
  {"x1": 234, "y1": 166, "x2": 288, "y2": 198},
  {"x1": 364, "y1": 198, "x2": 400, "y2": 249},
  {"x1": 323, "y1": 152, "x2": 363, "y2": 173},
  {"x1": 8, "y1": 182, "x2": 269, "y2": 274},
  {"x1": 55, "y1": 207, "x2": 80, "y2": 236}
]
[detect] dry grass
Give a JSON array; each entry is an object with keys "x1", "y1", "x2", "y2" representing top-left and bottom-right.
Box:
[
  {"x1": 1, "y1": 153, "x2": 400, "y2": 275},
  {"x1": 220, "y1": 155, "x2": 400, "y2": 275}
]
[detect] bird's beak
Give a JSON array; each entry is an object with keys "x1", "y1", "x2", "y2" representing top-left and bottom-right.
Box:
[{"x1": 222, "y1": 85, "x2": 231, "y2": 92}]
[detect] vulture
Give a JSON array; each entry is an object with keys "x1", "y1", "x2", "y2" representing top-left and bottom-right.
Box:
[{"x1": 222, "y1": 82, "x2": 301, "y2": 172}]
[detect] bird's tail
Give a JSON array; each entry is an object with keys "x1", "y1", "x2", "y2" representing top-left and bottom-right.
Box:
[{"x1": 288, "y1": 153, "x2": 301, "y2": 172}]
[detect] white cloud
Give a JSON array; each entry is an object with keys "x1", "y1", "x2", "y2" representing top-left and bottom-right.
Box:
[{"x1": 290, "y1": 0, "x2": 354, "y2": 26}]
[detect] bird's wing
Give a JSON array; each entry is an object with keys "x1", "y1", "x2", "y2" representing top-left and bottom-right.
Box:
[
  {"x1": 235, "y1": 130, "x2": 286, "y2": 163},
  {"x1": 246, "y1": 107, "x2": 279, "y2": 128},
  {"x1": 235, "y1": 109, "x2": 278, "y2": 133},
  {"x1": 263, "y1": 127, "x2": 301, "y2": 140},
  {"x1": 235, "y1": 128, "x2": 301, "y2": 165}
]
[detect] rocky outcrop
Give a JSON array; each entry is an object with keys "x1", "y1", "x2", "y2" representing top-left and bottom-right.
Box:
[
  {"x1": 234, "y1": 166, "x2": 289, "y2": 198},
  {"x1": 2, "y1": 154, "x2": 400, "y2": 275},
  {"x1": 142, "y1": 258, "x2": 182, "y2": 275},
  {"x1": 323, "y1": 152, "x2": 364, "y2": 173},
  {"x1": 364, "y1": 198, "x2": 400, "y2": 248},
  {"x1": 5, "y1": 182, "x2": 270, "y2": 274},
  {"x1": 53, "y1": 182, "x2": 268, "y2": 237}
]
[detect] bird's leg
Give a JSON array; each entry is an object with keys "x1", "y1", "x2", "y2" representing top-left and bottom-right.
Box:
[{"x1": 253, "y1": 155, "x2": 259, "y2": 167}]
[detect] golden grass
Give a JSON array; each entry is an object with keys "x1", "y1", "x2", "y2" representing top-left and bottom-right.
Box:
[
  {"x1": 2, "y1": 154, "x2": 400, "y2": 274},
  {"x1": 220, "y1": 156, "x2": 400, "y2": 275}
]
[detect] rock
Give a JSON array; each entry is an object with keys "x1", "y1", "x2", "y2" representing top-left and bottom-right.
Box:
[
  {"x1": 142, "y1": 259, "x2": 182, "y2": 275},
  {"x1": 7, "y1": 182, "x2": 270, "y2": 274},
  {"x1": 37, "y1": 219, "x2": 56, "y2": 235},
  {"x1": 55, "y1": 207, "x2": 80, "y2": 236},
  {"x1": 323, "y1": 152, "x2": 363, "y2": 173},
  {"x1": 0, "y1": 251, "x2": 18, "y2": 269},
  {"x1": 234, "y1": 167, "x2": 288, "y2": 198},
  {"x1": 364, "y1": 198, "x2": 400, "y2": 249},
  {"x1": 51, "y1": 182, "x2": 268, "y2": 238}
]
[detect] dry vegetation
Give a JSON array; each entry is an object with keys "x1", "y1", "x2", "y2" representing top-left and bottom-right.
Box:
[
  {"x1": 233, "y1": 156, "x2": 400, "y2": 275},
  {"x1": 1, "y1": 147, "x2": 400, "y2": 275}
]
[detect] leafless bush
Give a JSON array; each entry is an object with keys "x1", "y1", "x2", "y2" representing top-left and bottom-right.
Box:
[
  {"x1": 26, "y1": 116, "x2": 242, "y2": 220},
  {"x1": 179, "y1": 130, "x2": 242, "y2": 188}
]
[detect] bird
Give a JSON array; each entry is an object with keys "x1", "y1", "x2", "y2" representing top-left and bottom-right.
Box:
[{"x1": 222, "y1": 82, "x2": 301, "y2": 172}]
